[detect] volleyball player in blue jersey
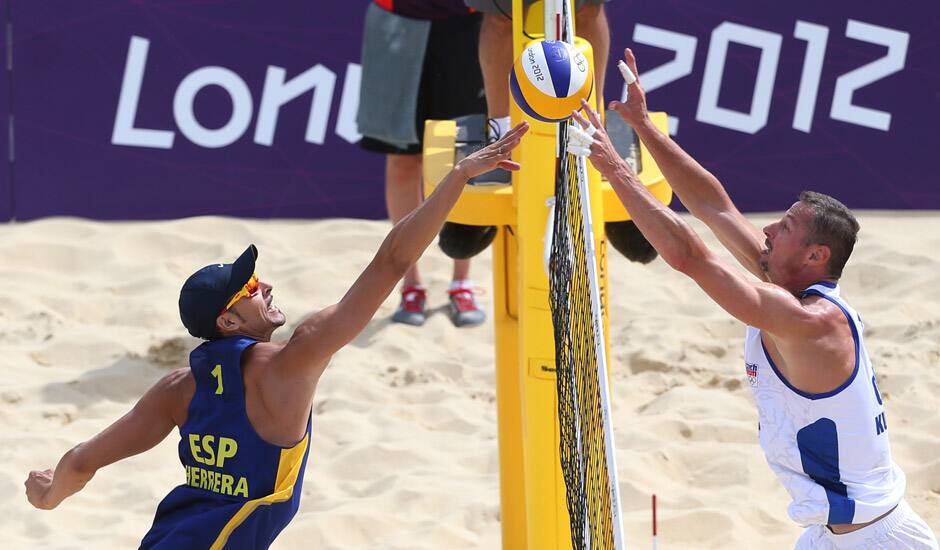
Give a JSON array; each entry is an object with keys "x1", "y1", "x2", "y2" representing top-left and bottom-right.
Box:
[
  {"x1": 23, "y1": 123, "x2": 528, "y2": 548},
  {"x1": 571, "y1": 50, "x2": 936, "y2": 548}
]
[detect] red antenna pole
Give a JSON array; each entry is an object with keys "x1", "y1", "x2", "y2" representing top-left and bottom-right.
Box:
[{"x1": 652, "y1": 494, "x2": 658, "y2": 549}]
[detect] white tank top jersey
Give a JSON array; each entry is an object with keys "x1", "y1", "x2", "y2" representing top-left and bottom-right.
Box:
[{"x1": 743, "y1": 281, "x2": 906, "y2": 527}]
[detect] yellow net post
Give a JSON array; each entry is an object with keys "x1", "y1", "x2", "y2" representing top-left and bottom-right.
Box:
[{"x1": 422, "y1": 2, "x2": 673, "y2": 546}]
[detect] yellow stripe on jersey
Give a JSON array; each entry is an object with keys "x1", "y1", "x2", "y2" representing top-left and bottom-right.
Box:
[{"x1": 209, "y1": 432, "x2": 310, "y2": 550}]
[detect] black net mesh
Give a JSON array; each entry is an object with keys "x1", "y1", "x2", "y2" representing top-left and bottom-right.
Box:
[{"x1": 549, "y1": 124, "x2": 616, "y2": 550}]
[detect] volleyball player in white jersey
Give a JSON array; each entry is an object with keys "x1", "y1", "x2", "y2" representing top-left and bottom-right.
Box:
[{"x1": 570, "y1": 49, "x2": 937, "y2": 548}]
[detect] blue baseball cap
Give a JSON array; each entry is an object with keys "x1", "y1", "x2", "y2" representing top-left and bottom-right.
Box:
[{"x1": 179, "y1": 245, "x2": 258, "y2": 339}]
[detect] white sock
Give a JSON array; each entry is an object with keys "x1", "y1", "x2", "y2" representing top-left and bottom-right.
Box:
[
  {"x1": 449, "y1": 279, "x2": 473, "y2": 291},
  {"x1": 488, "y1": 116, "x2": 511, "y2": 141}
]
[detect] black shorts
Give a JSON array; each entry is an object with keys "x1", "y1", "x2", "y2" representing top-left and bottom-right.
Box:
[{"x1": 360, "y1": 13, "x2": 486, "y2": 156}]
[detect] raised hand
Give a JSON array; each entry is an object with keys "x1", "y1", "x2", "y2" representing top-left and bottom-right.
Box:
[
  {"x1": 571, "y1": 99, "x2": 633, "y2": 181},
  {"x1": 608, "y1": 48, "x2": 649, "y2": 128},
  {"x1": 455, "y1": 121, "x2": 529, "y2": 179}
]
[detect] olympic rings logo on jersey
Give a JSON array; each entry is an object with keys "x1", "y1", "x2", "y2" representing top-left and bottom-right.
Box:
[{"x1": 746, "y1": 362, "x2": 759, "y2": 387}]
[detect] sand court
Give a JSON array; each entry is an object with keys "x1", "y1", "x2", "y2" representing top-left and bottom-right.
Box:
[{"x1": 3, "y1": 213, "x2": 938, "y2": 548}]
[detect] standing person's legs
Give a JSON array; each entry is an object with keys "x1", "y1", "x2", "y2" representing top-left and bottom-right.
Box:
[
  {"x1": 478, "y1": 12, "x2": 514, "y2": 121},
  {"x1": 384, "y1": 154, "x2": 424, "y2": 288},
  {"x1": 385, "y1": 155, "x2": 476, "y2": 291},
  {"x1": 476, "y1": 0, "x2": 610, "y2": 124},
  {"x1": 452, "y1": 258, "x2": 471, "y2": 282},
  {"x1": 575, "y1": 2, "x2": 609, "y2": 110},
  {"x1": 423, "y1": 12, "x2": 490, "y2": 326},
  {"x1": 385, "y1": 152, "x2": 429, "y2": 326},
  {"x1": 448, "y1": 256, "x2": 484, "y2": 326},
  {"x1": 356, "y1": 5, "x2": 432, "y2": 325}
]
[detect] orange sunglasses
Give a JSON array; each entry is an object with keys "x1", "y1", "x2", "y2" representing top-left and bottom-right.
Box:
[{"x1": 221, "y1": 273, "x2": 260, "y2": 313}]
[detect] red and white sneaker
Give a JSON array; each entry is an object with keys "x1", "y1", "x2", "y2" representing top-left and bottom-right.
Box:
[
  {"x1": 447, "y1": 282, "x2": 485, "y2": 327},
  {"x1": 392, "y1": 285, "x2": 427, "y2": 326}
]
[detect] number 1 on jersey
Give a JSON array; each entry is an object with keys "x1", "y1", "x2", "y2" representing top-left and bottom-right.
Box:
[{"x1": 211, "y1": 364, "x2": 224, "y2": 395}]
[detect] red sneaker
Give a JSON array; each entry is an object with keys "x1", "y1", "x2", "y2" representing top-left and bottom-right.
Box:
[
  {"x1": 448, "y1": 286, "x2": 485, "y2": 327},
  {"x1": 392, "y1": 285, "x2": 427, "y2": 326}
]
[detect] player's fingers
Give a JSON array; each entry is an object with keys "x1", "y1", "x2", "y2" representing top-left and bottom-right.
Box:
[
  {"x1": 617, "y1": 60, "x2": 636, "y2": 86},
  {"x1": 566, "y1": 144, "x2": 592, "y2": 157},
  {"x1": 568, "y1": 124, "x2": 594, "y2": 144},
  {"x1": 567, "y1": 133, "x2": 588, "y2": 148},
  {"x1": 501, "y1": 136, "x2": 522, "y2": 153},
  {"x1": 580, "y1": 99, "x2": 604, "y2": 129},
  {"x1": 500, "y1": 121, "x2": 530, "y2": 143},
  {"x1": 570, "y1": 110, "x2": 590, "y2": 129},
  {"x1": 489, "y1": 137, "x2": 520, "y2": 160},
  {"x1": 625, "y1": 48, "x2": 641, "y2": 87},
  {"x1": 497, "y1": 159, "x2": 522, "y2": 171}
]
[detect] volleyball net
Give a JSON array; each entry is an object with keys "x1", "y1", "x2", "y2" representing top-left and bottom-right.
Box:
[{"x1": 545, "y1": 3, "x2": 625, "y2": 537}]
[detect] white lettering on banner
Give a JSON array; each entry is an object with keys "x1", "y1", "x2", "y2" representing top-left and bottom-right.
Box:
[
  {"x1": 112, "y1": 36, "x2": 174, "y2": 149},
  {"x1": 335, "y1": 63, "x2": 362, "y2": 144},
  {"x1": 630, "y1": 19, "x2": 909, "y2": 136},
  {"x1": 697, "y1": 22, "x2": 782, "y2": 135},
  {"x1": 174, "y1": 66, "x2": 253, "y2": 148},
  {"x1": 830, "y1": 20, "x2": 909, "y2": 131},
  {"x1": 792, "y1": 21, "x2": 829, "y2": 133},
  {"x1": 111, "y1": 35, "x2": 362, "y2": 150},
  {"x1": 254, "y1": 64, "x2": 335, "y2": 146},
  {"x1": 629, "y1": 24, "x2": 697, "y2": 136}
]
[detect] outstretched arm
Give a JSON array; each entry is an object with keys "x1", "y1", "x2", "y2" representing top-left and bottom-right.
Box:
[
  {"x1": 25, "y1": 368, "x2": 188, "y2": 509},
  {"x1": 610, "y1": 49, "x2": 767, "y2": 280},
  {"x1": 573, "y1": 104, "x2": 824, "y2": 338},
  {"x1": 275, "y1": 122, "x2": 530, "y2": 382}
]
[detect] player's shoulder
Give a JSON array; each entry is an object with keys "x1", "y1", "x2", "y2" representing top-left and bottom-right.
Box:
[
  {"x1": 800, "y1": 292, "x2": 844, "y2": 320},
  {"x1": 791, "y1": 293, "x2": 854, "y2": 343},
  {"x1": 243, "y1": 340, "x2": 286, "y2": 366},
  {"x1": 241, "y1": 340, "x2": 289, "y2": 381},
  {"x1": 158, "y1": 367, "x2": 194, "y2": 393},
  {"x1": 758, "y1": 285, "x2": 839, "y2": 340},
  {"x1": 150, "y1": 367, "x2": 195, "y2": 426}
]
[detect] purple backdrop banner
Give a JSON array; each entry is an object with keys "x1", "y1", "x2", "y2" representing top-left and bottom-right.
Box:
[
  {"x1": 12, "y1": 1, "x2": 380, "y2": 220},
  {"x1": 1, "y1": 0, "x2": 11, "y2": 221},
  {"x1": 607, "y1": 1, "x2": 939, "y2": 212},
  {"x1": 6, "y1": 1, "x2": 939, "y2": 220}
]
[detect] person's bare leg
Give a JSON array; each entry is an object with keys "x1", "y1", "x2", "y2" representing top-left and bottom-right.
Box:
[
  {"x1": 479, "y1": 13, "x2": 514, "y2": 118},
  {"x1": 481, "y1": 6, "x2": 607, "y2": 115},
  {"x1": 576, "y1": 3, "x2": 609, "y2": 111},
  {"x1": 452, "y1": 258, "x2": 471, "y2": 282},
  {"x1": 385, "y1": 154, "x2": 424, "y2": 288}
]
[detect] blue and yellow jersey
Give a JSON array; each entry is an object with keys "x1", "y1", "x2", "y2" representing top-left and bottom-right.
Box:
[{"x1": 140, "y1": 336, "x2": 311, "y2": 549}]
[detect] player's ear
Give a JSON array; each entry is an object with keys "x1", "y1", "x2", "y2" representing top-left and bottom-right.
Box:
[
  {"x1": 216, "y1": 311, "x2": 240, "y2": 335},
  {"x1": 809, "y1": 244, "x2": 830, "y2": 266}
]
